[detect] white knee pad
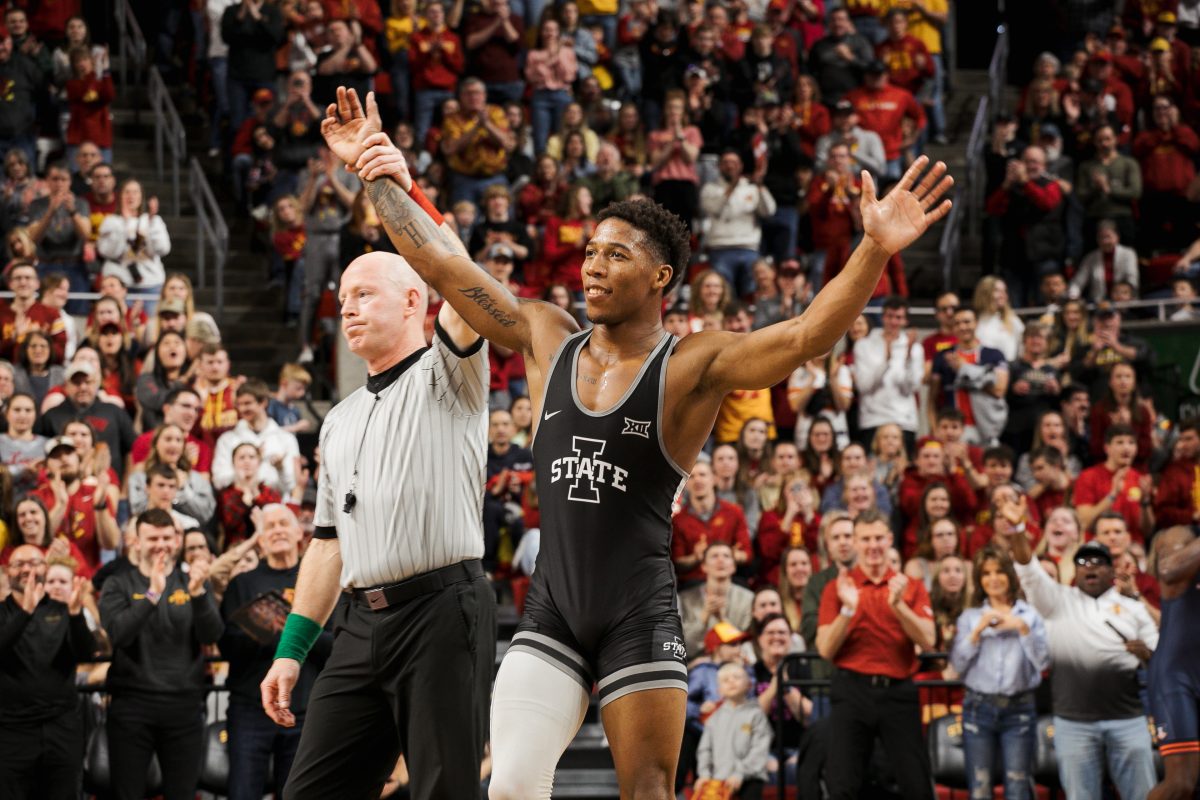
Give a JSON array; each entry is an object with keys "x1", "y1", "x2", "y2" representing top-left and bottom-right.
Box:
[{"x1": 489, "y1": 650, "x2": 590, "y2": 800}]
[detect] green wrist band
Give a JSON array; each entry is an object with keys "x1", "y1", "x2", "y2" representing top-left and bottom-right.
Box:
[{"x1": 275, "y1": 613, "x2": 322, "y2": 664}]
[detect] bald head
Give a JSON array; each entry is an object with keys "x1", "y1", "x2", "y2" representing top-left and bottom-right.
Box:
[{"x1": 339, "y1": 252, "x2": 430, "y2": 371}]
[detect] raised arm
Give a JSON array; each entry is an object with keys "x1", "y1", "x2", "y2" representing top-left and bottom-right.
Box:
[
  {"x1": 689, "y1": 158, "x2": 952, "y2": 394},
  {"x1": 322, "y1": 88, "x2": 575, "y2": 356}
]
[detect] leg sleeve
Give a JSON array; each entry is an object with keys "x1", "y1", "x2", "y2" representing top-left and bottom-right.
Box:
[{"x1": 489, "y1": 649, "x2": 591, "y2": 800}]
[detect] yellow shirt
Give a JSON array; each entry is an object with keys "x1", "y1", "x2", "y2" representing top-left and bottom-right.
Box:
[
  {"x1": 576, "y1": 0, "x2": 618, "y2": 14},
  {"x1": 714, "y1": 390, "x2": 776, "y2": 444},
  {"x1": 385, "y1": 16, "x2": 424, "y2": 54},
  {"x1": 887, "y1": 0, "x2": 947, "y2": 54},
  {"x1": 444, "y1": 107, "x2": 511, "y2": 178}
]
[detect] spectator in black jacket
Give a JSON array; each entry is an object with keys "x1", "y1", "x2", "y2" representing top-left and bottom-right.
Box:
[
  {"x1": 99, "y1": 508, "x2": 223, "y2": 800},
  {"x1": 220, "y1": 504, "x2": 332, "y2": 800},
  {"x1": 222, "y1": 0, "x2": 286, "y2": 132},
  {"x1": 0, "y1": 544, "x2": 95, "y2": 800},
  {"x1": 809, "y1": 8, "x2": 874, "y2": 104},
  {"x1": 0, "y1": 26, "x2": 47, "y2": 165}
]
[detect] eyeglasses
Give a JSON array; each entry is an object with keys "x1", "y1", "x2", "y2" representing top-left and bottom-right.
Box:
[
  {"x1": 1074, "y1": 555, "x2": 1110, "y2": 567},
  {"x1": 10, "y1": 559, "x2": 45, "y2": 569}
]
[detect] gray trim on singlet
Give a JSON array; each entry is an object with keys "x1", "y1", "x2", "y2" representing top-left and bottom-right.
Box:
[
  {"x1": 655, "y1": 335, "x2": 690, "y2": 480},
  {"x1": 596, "y1": 660, "x2": 687, "y2": 690},
  {"x1": 569, "y1": 330, "x2": 673, "y2": 418},
  {"x1": 530, "y1": 328, "x2": 589, "y2": 448}
]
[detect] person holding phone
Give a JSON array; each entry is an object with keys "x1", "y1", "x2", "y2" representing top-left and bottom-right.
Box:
[{"x1": 1006, "y1": 507, "x2": 1158, "y2": 800}]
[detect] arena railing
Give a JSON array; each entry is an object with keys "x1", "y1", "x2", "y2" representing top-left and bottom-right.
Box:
[
  {"x1": 937, "y1": 96, "x2": 988, "y2": 289},
  {"x1": 988, "y1": 24, "x2": 1009, "y2": 119},
  {"x1": 190, "y1": 157, "x2": 230, "y2": 325},
  {"x1": 147, "y1": 67, "x2": 187, "y2": 218},
  {"x1": 114, "y1": 0, "x2": 147, "y2": 99}
]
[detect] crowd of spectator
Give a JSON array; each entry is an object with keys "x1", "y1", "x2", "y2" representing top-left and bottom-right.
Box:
[{"x1": 0, "y1": 0, "x2": 1197, "y2": 798}]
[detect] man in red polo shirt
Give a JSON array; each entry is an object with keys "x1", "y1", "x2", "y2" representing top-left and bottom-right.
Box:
[
  {"x1": 671, "y1": 459, "x2": 752, "y2": 583},
  {"x1": 817, "y1": 509, "x2": 935, "y2": 799},
  {"x1": 1075, "y1": 423, "x2": 1153, "y2": 542}
]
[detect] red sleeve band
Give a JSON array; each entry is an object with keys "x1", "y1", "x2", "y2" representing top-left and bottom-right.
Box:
[{"x1": 407, "y1": 182, "x2": 445, "y2": 227}]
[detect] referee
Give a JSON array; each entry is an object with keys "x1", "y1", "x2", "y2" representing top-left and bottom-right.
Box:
[{"x1": 261, "y1": 243, "x2": 497, "y2": 797}]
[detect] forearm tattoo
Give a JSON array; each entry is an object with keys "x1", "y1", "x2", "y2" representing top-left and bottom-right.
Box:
[
  {"x1": 366, "y1": 177, "x2": 520, "y2": 329},
  {"x1": 365, "y1": 178, "x2": 451, "y2": 252},
  {"x1": 458, "y1": 287, "x2": 518, "y2": 327}
]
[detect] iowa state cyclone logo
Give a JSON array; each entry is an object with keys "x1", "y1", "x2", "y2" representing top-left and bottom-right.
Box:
[{"x1": 550, "y1": 436, "x2": 630, "y2": 503}]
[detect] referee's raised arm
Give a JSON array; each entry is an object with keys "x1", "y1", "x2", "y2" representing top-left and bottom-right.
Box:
[{"x1": 320, "y1": 87, "x2": 577, "y2": 358}]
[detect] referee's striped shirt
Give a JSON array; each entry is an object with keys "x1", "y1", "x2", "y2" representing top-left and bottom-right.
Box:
[{"x1": 313, "y1": 320, "x2": 489, "y2": 588}]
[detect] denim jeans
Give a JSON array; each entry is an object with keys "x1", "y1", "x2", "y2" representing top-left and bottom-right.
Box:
[
  {"x1": 926, "y1": 54, "x2": 947, "y2": 138},
  {"x1": 389, "y1": 50, "x2": 412, "y2": 122},
  {"x1": 226, "y1": 698, "x2": 302, "y2": 800},
  {"x1": 1051, "y1": 715, "x2": 1157, "y2": 800},
  {"x1": 486, "y1": 80, "x2": 526, "y2": 106},
  {"x1": 208, "y1": 56, "x2": 230, "y2": 150},
  {"x1": 39, "y1": 260, "x2": 91, "y2": 315},
  {"x1": 530, "y1": 88, "x2": 572, "y2": 154},
  {"x1": 0, "y1": 136, "x2": 36, "y2": 167},
  {"x1": 760, "y1": 204, "x2": 799, "y2": 264},
  {"x1": 961, "y1": 693, "x2": 1036, "y2": 800},
  {"x1": 414, "y1": 88, "x2": 454, "y2": 147},
  {"x1": 449, "y1": 171, "x2": 508, "y2": 206},
  {"x1": 227, "y1": 77, "x2": 274, "y2": 134},
  {"x1": 707, "y1": 247, "x2": 761, "y2": 298}
]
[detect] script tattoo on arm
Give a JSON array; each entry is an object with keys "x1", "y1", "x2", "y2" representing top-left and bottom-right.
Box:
[{"x1": 458, "y1": 287, "x2": 518, "y2": 327}]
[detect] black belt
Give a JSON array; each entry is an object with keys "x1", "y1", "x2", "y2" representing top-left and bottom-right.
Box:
[
  {"x1": 837, "y1": 668, "x2": 912, "y2": 689},
  {"x1": 965, "y1": 689, "x2": 1036, "y2": 708},
  {"x1": 350, "y1": 560, "x2": 484, "y2": 611}
]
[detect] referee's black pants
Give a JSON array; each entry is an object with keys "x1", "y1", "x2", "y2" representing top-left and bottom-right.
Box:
[
  {"x1": 0, "y1": 706, "x2": 83, "y2": 800},
  {"x1": 284, "y1": 569, "x2": 496, "y2": 800},
  {"x1": 825, "y1": 669, "x2": 934, "y2": 800}
]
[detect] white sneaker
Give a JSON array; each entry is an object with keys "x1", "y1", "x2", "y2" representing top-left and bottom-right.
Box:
[{"x1": 298, "y1": 346, "x2": 314, "y2": 364}]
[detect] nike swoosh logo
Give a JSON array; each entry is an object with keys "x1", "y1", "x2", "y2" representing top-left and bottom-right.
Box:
[{"x1": 544, "y1": 410, "x2": 563, "y2": 420}]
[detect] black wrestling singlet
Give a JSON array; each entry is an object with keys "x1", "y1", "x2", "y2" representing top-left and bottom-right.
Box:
[{"x1": 527, "y1": 329, "x2": 688, "y2": 650}]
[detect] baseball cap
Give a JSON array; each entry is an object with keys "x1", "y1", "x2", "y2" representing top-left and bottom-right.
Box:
[
  {"x1": 66, "y1": 361, "x2": 96, "y2": 380},
  {"x1": 1158, "y1": 10, "x2": 1177, "y2": 24},
  {"x1": 44, "y1": 436, "x2": 76, "y2": 457},
  {"x1": 1094, "y1": 300, "x2": 1120, "y2": 318},
  {"x1": 486, "y1": 243, "x2": 515, "y2": 261},
  {"x1": 1075, "y1": 540, "x2": 1113, "y2": 565},
  {"x1": 704, "y1": 621, "x2": 750, "y2": 654},
  {"x1": 1106, "y1": 25, "x2": 1126, "y2": 40},
  {"x1": 159, "y1": 298, "x2": 187, "y2": 316},
  {"x1": 1150, "y1": 36, "x2": 1171, "y2": 52},
  {"x1": 778, "y1": 259, "x2": 803, "y2": 277},
  {"x1": 865, "y1": 59, "x2": 887, "y2": 74},
  {"x1": 253, "y1": 88, "x2": 275, "y2": 106},
  {"x1": 833, "y1": 98, "x2": 855, "y2": 114},
  {"x1": 1038, "y1": 122, "x2": 1062, "y2": 140},
  {"x1": 1089, "y1": 51, "x2": 1113, "y2": 65}
]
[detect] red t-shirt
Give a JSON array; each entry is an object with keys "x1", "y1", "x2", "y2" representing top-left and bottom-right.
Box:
[
  {"x1": 670, "y1": 500, "x2": 753, "y2": 582},
  {"x1": 32, "y1": 481, "x2": 104, "y2": 574},
  {"x1": 818, "y1": 565, "x2": 933, "y2": 678},
  {"x1": 194, "y1": 382, "x2": 239, "y2": 452},
  {"x1": 1074, "y1": 463, "x2": 1147, "y2": 542},
  {"x1": 131, "y1": 432, "x2": 213, "y2": 473},
  {"x1": 0, "y1": 301, "x2": 67, "y2": 363},
  {"x1": 922, "y1": 332, "x2": 957, "y2": 364}
]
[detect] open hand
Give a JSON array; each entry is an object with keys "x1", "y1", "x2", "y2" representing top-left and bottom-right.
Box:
[
  {"x1": 187, "y1": 557, "x2": 210, "y2": 597},
  {"x1": 836, "y1": 566, "x2": 859, "y2": 611},
  {"x1": 861, "y1": 156, "x2": 954, "y2": 256},
  {"x1": 67, "y1": 575, "x2": 88, "y2": 616},
  {"x1": 262, "y1": 658, "x2": 301, "y2": 726},
  {"x1": 320, "y1": 87, "x2": 382, "y2": 169}
]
